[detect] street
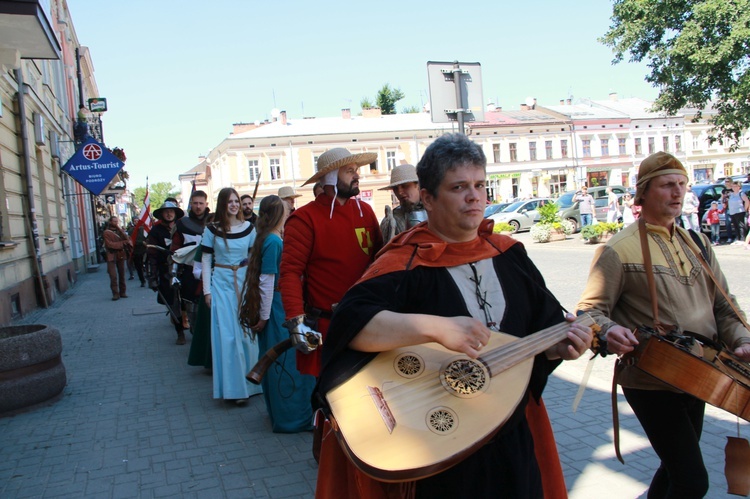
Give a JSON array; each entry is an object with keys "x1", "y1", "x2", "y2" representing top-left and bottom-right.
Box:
[{"x1": 1, "y1": 232, "x2": 748, "y2": 498}]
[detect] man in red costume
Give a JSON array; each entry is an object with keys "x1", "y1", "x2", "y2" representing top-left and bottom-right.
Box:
[
  {"x1": 279, "y1": 147, "x2": 383, "y2": 377},
  {"x1": 314, "y1": 133, "x2": 593, "y2": 498}
]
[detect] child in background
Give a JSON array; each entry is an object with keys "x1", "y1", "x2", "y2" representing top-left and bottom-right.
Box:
[{"x1": 706, "y1": 201, "x2": 723, "y2": 245}]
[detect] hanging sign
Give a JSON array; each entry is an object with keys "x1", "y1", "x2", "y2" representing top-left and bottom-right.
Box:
[{"x1": 62, "y1": 138, "x2": 124, "y2": 195}]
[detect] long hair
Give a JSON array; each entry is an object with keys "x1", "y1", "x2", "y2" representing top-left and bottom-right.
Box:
[
  {"x1": 239, "y1": 195, "x2": 286, "y2": 331},
  {"x1": 211, "y1": 187, "x2": 243, "y2": 243}
]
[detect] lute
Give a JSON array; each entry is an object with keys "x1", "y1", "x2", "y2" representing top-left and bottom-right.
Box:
[{"x1": 324, "y1": 314, "x2": 596, "y2": 482}]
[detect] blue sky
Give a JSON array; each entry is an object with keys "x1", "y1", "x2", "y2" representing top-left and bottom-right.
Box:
[{"x1": 67, "y1": 1, "x2": 657, "y2": 189}]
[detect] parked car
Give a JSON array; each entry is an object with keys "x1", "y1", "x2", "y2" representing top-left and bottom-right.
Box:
[
  {"x1": 699, "y1": 183, "x2": 750, "y2": 237},
  {"x1": 484, "y1": 202, "x2": 511, "y2": 218},
  {"x1": 488, "y1": 198, "x2": 553, "y2": 233},
  {"x1": 557, "y1": 185, "x2": 628, "y2": 232}
]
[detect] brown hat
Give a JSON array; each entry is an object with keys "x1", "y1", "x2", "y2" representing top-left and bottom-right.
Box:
[
  {"x1": 378, "y1": 164, "x2": 418, "y2": 190},
  {"x1": 634, "y1": 152, "x2": 687, "y2": 205},
  {"x1": 301, "y1": 147, "x2": 377, "y2": 186}
]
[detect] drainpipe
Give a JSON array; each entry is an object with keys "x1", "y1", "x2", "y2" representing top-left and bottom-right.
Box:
[{"x1": 15, "y1": 68, "x2": 49, "y2": 308}]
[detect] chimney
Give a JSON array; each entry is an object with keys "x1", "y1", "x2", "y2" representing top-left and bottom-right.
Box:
[
  {"x1": 280, "y1": 110, "x2": 287, "y2": 125},
  {"x1": 342, "y1": 108, "x2": 351, "y2": 120},
  {"x1": 232, "y1": 122, "x2": 261, "y2": 134},
  {"x1": 609, "y1": 92, "x2": 618, "y2": 101},
  {"x1": 566, "y1": 98, "x2": 572, "y2": 105},
  {"x1": 520, "y1": 104, "x2": 529, "y2": 111},
  {"x1": 560, "y1": 99, "x2": 564, "y2": 105},
  {"x1": 363, "y1": 107, "x2": 382, "y2": 118}
]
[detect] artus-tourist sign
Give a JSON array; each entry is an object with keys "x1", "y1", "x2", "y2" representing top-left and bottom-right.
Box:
[{"x1": 62, "y1": 138, "x2": 124, "y2": 195}]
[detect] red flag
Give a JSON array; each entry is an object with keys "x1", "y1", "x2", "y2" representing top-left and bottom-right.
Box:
[{"x1": 130, "y1": 187, "x2": 152, "y2": 246}]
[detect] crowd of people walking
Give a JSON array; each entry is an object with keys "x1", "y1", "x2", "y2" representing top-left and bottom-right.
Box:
[{"x1": 108, "y1": 139, "x2": 750, "y2": 498}]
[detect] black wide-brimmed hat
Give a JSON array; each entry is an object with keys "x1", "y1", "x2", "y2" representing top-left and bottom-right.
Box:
[{"x1": 152, "y1": 200, "x2": 184, "y2": 220}]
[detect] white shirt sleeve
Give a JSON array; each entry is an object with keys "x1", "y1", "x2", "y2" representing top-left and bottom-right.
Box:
[
  {"x1": 258, "y1": 273, "x2": 274, "y2": 321},
  {"x1": 201, "y1": 251, "x2": 212, "y2": 295}
]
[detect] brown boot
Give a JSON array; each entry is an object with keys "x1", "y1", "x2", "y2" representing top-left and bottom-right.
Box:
[
  {"x1": 176, "y1": 332, "x2": 186, "y2": 345},
  {"x1": 112, "y1": 294, "x2": 120, "y2": 301},
  {"x1": 181, "y1": 311, "x2": 190, "y2": 330}
]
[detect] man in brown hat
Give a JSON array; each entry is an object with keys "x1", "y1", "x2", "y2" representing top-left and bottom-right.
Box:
[
  {"x1": 279, "y1": 147, "x2": 383, "y2": 377},
  {"x1": 577, "y1": 151, "x2": 750, "y2": 497},
  {"x1": 378, "y1": 164, "x2": 426, "y2": 240}
]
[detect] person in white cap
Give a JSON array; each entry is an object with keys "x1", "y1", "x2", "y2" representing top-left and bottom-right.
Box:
[
  {"x1": 279, "y1": 147, "x2": 383, "y2": 378},
  {"x1": 278, "y1": 185, "x2": 302, "y2": 214},
  {"x1": 378, "y1": 164, "x2": 426, "y2": 240}
]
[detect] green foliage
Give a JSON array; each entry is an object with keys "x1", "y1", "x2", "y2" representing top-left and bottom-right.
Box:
[
  {"x1": 601, "y1": 0, "x2": 750, "y2": 147},
  {"x1": 375, "y1": 84, "x2": 405, "y2": 115},
  {"x1": 580, "y1": 224, "x2": 603, "y2": 240},
  {"x1": 492, "y1": 221, "x2": 515, "y2": 233},
  {"x1": 401, "y1": 105, "x2": 422, "y2": 114},
  {"x1": 537, "y1": 201, "x2": 562, "y2": 225},
  {"x1": 599, "y1": 221, "x2": 624, "y2": 234},
  {"x1": 360, "y1": 97, "x2": 374, "y2": 110},
  {"x1": 132, "y1": 182, "x2": 180, "y2": 212}
]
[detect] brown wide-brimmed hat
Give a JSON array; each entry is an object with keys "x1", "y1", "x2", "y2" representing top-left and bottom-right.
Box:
[
  {"x1": 152, "y1": 200, "x2": 184, "y2": 220},
  {"x1": 278, "y1": 186, "x2": 302, "y2": 199},
  {"x1": 301, "y1": 147, "x2": 377, "y2": 186},
  {"x1": 378, "y1": 164, "x2": 418, "y2": 190}
]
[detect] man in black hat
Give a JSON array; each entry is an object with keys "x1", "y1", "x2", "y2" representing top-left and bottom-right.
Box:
[{"x1": 146, "y1": 200, "x2": 186, "y2": 344}]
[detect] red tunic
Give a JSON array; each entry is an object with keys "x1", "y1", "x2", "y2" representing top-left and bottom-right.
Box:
[{"x1": 280, "y1": 194, "x2": 383, "y2": 376}]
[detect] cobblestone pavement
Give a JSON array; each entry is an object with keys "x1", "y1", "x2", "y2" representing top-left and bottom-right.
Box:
[{"x1": 1, "y1": 233, "x2": 748, "y2": 498}]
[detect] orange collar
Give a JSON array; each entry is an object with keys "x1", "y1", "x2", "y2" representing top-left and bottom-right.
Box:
[{"x1": 358, "y1": 219, "x2": 518, "y2": 283}]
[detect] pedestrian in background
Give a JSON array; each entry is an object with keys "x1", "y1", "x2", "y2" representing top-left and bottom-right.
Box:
[
  {"x1": 378, "y1": 164, "x2": 425, "y2": 240},
  {"x1": 606, "y1": 186, "x2": 621, "y2": 223},
  {"x1": 241, "y1": 194, "x2": 258, "y2": 227},
  {"x1": 128, "y1": 222, "x2": 148, "y2": 287},
  {"x1": 278, "y1": 185, "x2": 302, "y2": 214},
  {"x1": 706, "y1": 201, "x2": 723, "y2": 245},
  {"x1": 727, "y1": 181, "x2": 749, "y2": 244},
  {"x1": 681, "y1": 183, "x2": 700, "y2": 231},
  {"x1": 240, "y1": 195, "x2": 315, "y2": 432},
  {"x1": 574, "y1": 186, "x2": 595, "y2": 227},
  {"x1": 201, "y1": 187, "x2": 262, "y2": 404},
  {"x1": 103, "y1": 216, "x2": 132, "y2": 301}
]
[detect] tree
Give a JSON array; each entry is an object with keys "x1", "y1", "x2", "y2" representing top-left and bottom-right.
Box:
[
  {"x1": 360, "y1": 96, "x2": 374, "y2": 110},
  {"x1": 600, "y1": 0, "x2": 750, "y2": 147},
  {"x1": 376, "y1": 84, "x2": 405, "y2": 115},
  {"x1": 132, "y1": 182, "x2": 180, "y2": 211},
  {"x1": 402, "y1": 105, "x2": 422, "y2": 114}
]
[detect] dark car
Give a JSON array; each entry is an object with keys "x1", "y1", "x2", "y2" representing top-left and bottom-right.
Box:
[
  {"x1": 484, "y1": 202, "x2": 511, "y2": 218},
  {"x1": 557, "y1": 186, "x2": 628, "y2": 232}
]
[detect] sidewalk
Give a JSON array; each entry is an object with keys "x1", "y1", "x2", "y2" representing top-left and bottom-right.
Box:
[{"x1": 1, "y1": 265, "x2": 745, "y2": 498}]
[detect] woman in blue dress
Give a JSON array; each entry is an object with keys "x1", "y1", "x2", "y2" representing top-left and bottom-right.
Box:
[
  {"x1": 240, "y1": 195, "x2": 315, "y2": 432},
  {"x1": 200, "y1": 187, "x2": 262, "y2": 404}
]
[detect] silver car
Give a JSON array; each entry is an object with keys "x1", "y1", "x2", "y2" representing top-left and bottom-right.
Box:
[{"x1": 488, "y1": 198, "x2": 552, "y2": 233}]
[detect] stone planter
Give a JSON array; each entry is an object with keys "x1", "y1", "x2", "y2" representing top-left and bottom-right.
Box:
[
  {"x1": 0, "y1": 325, "x2": 66, "y2": 414},
  {"x1": 548, "y1": 231, "x2": 567, "y2": 242}
]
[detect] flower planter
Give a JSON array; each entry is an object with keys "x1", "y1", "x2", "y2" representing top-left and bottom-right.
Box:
[
  {"x1": 0, "y1": 325, "x2": 66, "y2": 414},
  {"x1": 548, "y1": 232, "x2": 567, "y2": 242}
]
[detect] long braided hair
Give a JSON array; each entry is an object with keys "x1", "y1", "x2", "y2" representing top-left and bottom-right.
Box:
[{"x1": 239, "y1": 195, "x2": 286, "y2": 332}]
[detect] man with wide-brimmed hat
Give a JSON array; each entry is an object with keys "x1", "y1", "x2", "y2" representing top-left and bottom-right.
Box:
[
  {"x1": 378, "y1": 164, "x2": 425, "y2": 240},
  {"x1": 578, "y1": 151, "x2": 750, "y2": 497},
  {"x1": 279, "y1": 147, "x2": 383, "y2": 377},
  {"x1": 278, "y1": 185, "x2": 302, "y2": 214},
  {"x1": 146, "y1": 200, "x2": 187, "y2": 344}
]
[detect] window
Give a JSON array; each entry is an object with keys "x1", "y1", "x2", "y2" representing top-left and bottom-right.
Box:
[
  {"x1": 692, "y1": 134, "x2": 700, "y2": 150},
  {"x1": 509, "y1": 142, "x2": 517, "y2": 162},
  {"x1": 601, "y1": 138, "x2": 609, "y2": 157},
  {"x1": 648, "y1": 137, "x2": 655, "y2": 154},
  {"x1": 618, "y1": 137, "x2": 626, "y2": 155},
  {"x1": 549, "y1": 173, "x2": 567, "y2": 197},
  {"x1": 386, "y1": 151, "x2": 396, "y2": 171},
  {"x1": 248, "y1": 160, "x2": 260, "y2": 181},
  {"x1": 675, "y1": 135, "x2": 682, "y2": 152},
  {"x1": 545, "y1": 141, "x2": 552, "y2": 160},
  {"x1": 662, "y1": 136, "x2": 669, "y2": 152},
  {"x1": 582, "y1": 139, "x2": 591, "y2": 158},
  {"x1": 269, "y1": 158, "x2": 281, "y2": 180},
  {"x1": 529, "y1": 141, "x2": 537, "y2": 161},
  {"x1": 560, "y1": 139, "x2": 568, "y2": 158},
  {"x1": 635, "y1": 138, "x2": 642, "y2": 155},
  {"x1": 492, "y1": 143, "x2": 501, "y2": 163}
]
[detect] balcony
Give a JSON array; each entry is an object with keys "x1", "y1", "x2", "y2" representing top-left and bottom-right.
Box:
[{"x1": 0, "y1": 0, "x2": 61, "y2": 61}]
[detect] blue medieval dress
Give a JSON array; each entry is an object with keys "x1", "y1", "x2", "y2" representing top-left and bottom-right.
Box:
[
  {"x1": 201, "y1": 222, "x2": 262, "y2": 400},
  {"x1": 258, "y1": 234, "x2": 315, "y2": 432}
]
